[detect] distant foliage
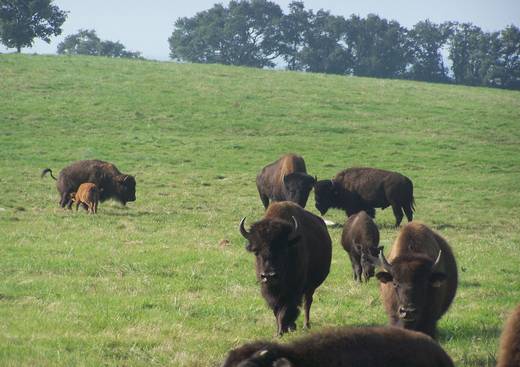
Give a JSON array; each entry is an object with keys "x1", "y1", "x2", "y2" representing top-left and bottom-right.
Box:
[
  {"x1": 57, "y1": 29, "x2": 142, "y2": 59},
  {"x1": 168, "y1": 0, "x2": 520, "y2": 90},
  {"x1": 0, "y1": 0, "x2": 67, "y2": 53}
]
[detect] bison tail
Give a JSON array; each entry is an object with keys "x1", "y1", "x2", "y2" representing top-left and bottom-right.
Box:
[{"x1": 41, "y1": 168, "x2": 57, "y2": 180}]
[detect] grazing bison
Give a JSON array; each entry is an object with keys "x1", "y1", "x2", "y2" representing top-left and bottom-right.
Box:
[
  {"x1": 71, "y1": 183, "x2": 100, "y2": 214},
  {"x1": 42, "y1": 160, "x2": 136, "y2": 208},
  {"x1": 341, "y1": 211, "x2": 381, "y2": 282},
  {"x1": 239, "y1": 201, "x2": 331, "y2": 335},
  {"x1": 314, "y1": 167, "x2": 414, "y2": 227},
  {"x1": 221, "y1": 326, "x2": 454, "y2": 367},
  {"x1": 497, "y1": 304, "x2": 520, "y2": 367},
  {"x1": 256, "y1": 154, "x2": 316, "y2": 209},
  {"x1": 376, "y1": 222, "x2": 458, "y2": 338}
]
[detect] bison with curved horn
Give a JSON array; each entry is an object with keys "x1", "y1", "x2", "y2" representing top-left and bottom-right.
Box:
[
  {"x1": 376, "y1": 222, "x2": 458, "y2": 338},
  {"x1": 239, "y1": 201, "x2": 332, "y2": 335},
  {"x1": 497, "y1": 303, "x2": 520, "y2": 367}
]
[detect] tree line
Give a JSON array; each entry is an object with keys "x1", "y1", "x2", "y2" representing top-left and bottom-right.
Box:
[{"x1": 168, "y1": 0, "x2": 520, "y2": 90}]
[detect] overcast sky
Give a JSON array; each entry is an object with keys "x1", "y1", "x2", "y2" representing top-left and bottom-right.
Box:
[{"x1": 8, "y1": 0, "x2": 520, "y2": 61}]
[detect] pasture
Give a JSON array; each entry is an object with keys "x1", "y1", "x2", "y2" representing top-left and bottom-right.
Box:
[{"x1": 1, "y1": 54, "x2": 519, "y2": 366}]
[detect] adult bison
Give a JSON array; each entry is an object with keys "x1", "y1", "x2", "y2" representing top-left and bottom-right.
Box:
[
  {"x1": 256, "y1": 154, "x2": 316, "y2": 209},
  {"x1": 376, "y1": 222, "x2": 458, "y2": 338},
  {"x1": 341, "y1": 211, "x2": 381, "y2": 282},
  {"x1": 42, "y1": 160, "x2": 136, "y2": 208},
  {"x1": 239, "y1": 201, "x2": 331, "y2": 335},
  {"x1": 221, "y1": 326, "x2": 454, "y2": 367},
  {"x1": 497, "y1": 303, "x2": 520, "y2": 367},
  {"x1": 314, "y1": 167, "x2": 414, "y2": 227}
]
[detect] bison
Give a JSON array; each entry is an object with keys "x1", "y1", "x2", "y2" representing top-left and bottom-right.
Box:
[
  {"x1": 314, "y1": 167, "x2": 414, "y2": 227},
  {"x1": 239, "y1": 201, "x2": 332, "y2": 335},
  {"x1": 341, "y1": 210, "x2": 381, "y2": 282},
  {"x1": 221, "y1": 326, "x2": 454, "y2": 367},
  {"x1": 256, "y1": 154, "x2": 316, "y2": 209},
  {"x1": 42, "y1": 160, "x2": 136, "y2": 208},
  {"x1": 497, "y1": 303, "x2": 520, "y2": 367},
  {"x1": 376, "y1": 222, "x2": 458, "y2": 338},
  {"x1": 71, "y1": 183, "x2": 100, "y2": 214}
]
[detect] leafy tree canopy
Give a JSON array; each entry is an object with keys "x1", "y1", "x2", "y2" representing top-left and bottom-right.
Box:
[{"x1": 0, "y1": 0, "x2": 67, "y2": 52}]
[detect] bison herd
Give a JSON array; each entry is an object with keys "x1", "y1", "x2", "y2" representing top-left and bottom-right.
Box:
[{"x1": 41, "y1": 155, "x2": 518, "y2": 366}]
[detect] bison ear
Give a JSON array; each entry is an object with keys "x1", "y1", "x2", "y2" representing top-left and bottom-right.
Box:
[
  {"x1": 376, "y1": 271, "x2": 393, "y2": 284},
  {"x1": 430, "y1": 272, "x2": 447, "y2": 288}
]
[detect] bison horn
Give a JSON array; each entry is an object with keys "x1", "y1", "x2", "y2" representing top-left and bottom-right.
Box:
[
  {"x1": 433, "y1": 250, "x2": 442, "y2": 270},
  {"x1": 239, "y1": 217, "x2": 250, "y2": 239},
  {"x1": 379, "y1": 249, "x2": 393, "y2": 272},
  {"x1": 291, "y1": 216, "x2": 298, "y2": 233}
]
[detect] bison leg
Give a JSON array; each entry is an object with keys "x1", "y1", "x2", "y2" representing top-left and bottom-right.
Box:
[
  {"x1": 403, "y1": 204, "x2": 413, "y2": 222},
  {"x1": 259, "y1": 193, "x2": 270, "y2": 210},
  {"x1": 348, "y1": 252, "x2": 362, "y2": 282},
  {"x1": 276, "y1": 304, "x2": 299, "y2": 336},
  {"x1": 365, "y1": 207, "x2": 376, "y2": 218},
  {"x1": 303, "y1": 291, "x2": 314, "y2": 329},
  {"x1": 60, "y1": 192, "x2": 72, "y2": 208},
  {"x1": 75, "y1": 201, "x2": 80, "y2": 211},
  {"x1": 391, "y1": 205, "x2": 404, "y2": 227}
]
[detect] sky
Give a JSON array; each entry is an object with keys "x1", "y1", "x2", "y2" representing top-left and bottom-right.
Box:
[{"x1": 6, "y1": 0, "x2": 520, "y2": 61}]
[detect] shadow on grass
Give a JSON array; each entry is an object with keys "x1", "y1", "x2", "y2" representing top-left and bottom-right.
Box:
[
  {"x1": 438, "y1": 323, "x2": 501, "y2": 344},
  {"x1": 460, "y1": 280, "x2": 482, "y2": 288},
  {"x1": 104, "y1": 210, "x2": 155, "y2": 217}
]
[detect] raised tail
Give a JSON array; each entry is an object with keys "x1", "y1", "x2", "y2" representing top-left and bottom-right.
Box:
[{"x1": 41, "y1": 168, "x2": 57, "y2": 180}]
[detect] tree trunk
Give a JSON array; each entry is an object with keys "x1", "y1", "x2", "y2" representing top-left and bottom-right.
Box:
[{"x1": 16, "y1": 46, "x2": 21, "y2": 53}]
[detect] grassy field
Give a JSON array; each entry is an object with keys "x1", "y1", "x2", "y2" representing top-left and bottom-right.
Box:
[{"x1": 1, "y1": 54, "x2": 519, "y2": 366}]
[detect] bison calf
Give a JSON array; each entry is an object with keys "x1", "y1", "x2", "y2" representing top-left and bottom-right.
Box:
[
  {"x1": 341, "y1": 211, "x2": 381, "y2": 282},
  {"x1": 256, "y1": 154, "x2": 316, "y2": 209},
  {"x1": 221, "y1": 326, "x2": 454, "y2": 367},
  {"x1": 314, "y1": 167, "x2": 414, "y2": 227},
  {"x1": 497, "y1": 304, "x2": 520, "y2": 367},
  {"x1": 71, "y1": 183, "x2": 100, "y2": 214},
  {"x1": 239, "y1": 201, "x2": 331, "y2": 335},
  {"x1": 376, "y1": 222, "x2": 458, "y2": 338}
]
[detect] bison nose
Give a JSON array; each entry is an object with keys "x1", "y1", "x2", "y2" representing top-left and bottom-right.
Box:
[
  {"x1": 260, "y1": 272, "x2": 277, "y2": 282},
  {"x1": 398, "y1": 306, "x2": 417, "y2": 320}
]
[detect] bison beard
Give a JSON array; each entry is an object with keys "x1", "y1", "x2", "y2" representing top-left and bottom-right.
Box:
[
  {"x1": 42, "y1": 160, "x2": 136, "y2": 208},
  {"x1": 221, "y1": 326, "x2": 455, "y2": 367}
]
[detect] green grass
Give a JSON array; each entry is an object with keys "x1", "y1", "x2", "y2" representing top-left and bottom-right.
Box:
[{"x1": 1, "y1": 54, "x2": 519, "y2": 366}]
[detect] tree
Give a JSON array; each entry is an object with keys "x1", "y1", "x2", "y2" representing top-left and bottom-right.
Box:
[
  {"x1": 278, "y1": 1, "x2": 309, "y2": 70},
  {"x1": 168, "y1": 0, "x2": 283, "y2": 68},
  {"x1": 57, "y1": 29, "x2": 142, "y2": 59},
  {"x1": 296, "y1": 9, "x2": 351, "y2": 74},
  {"x1": 407, "y1": 20, "x2": 453, "y2": 82},
  {"x1": 345, "y1": 14, "x2": 410, "y2": 78},
  {"x1": 493, "y1": 25, "x2": 520, "y2": 89},
  {"x1": 0, "y1": 0, "x2": 67, "y2": 53}
]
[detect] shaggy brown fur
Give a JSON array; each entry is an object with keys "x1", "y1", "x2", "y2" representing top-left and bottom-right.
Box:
[
  {"x1": 42, "y1": 160, "x2": 136, "y2": 208},
  {"x1": 221, "y1": 326, "x2": 454, "y2": 367},
  {"x1": 377, "y1": 222, "x2": 458, "y2": 338},
  {"x1": 341, "y1": 211, "x2": 380, "y2": 282},
  {"x1": 314, "y1": 167, "x2": 414, "y2": 227},
  {"x1": 497, "y1": 304, "x2": 520, "y2": 367},
  {"x1": 239, "y1": 202, "x2": 332, "y2": 335},
  {"x1": 256, "y1": 154, "x2": 315, "y2": 209},
  {"x1": 71, "y1": 183, "x2": 99, "y2": 214}
]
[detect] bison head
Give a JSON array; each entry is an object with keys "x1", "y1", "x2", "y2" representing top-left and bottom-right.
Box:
[
  {"x1": 239, "y1": 216, "x2": 300, "y2": 286},
  {"x1": 358, "y1": 245, "x2": 382, "y2": 282},
  {"x1": 114, "y1": 175, "x2": 136, "y2": 204},
  {"x1": 376, "y1": 251, "x2": 446, "y2": 329},
  {"x1": 282, "y1": 173, "x2": 316, "y2": 208},
  {"x1": 313, "y1": 179, "x2": 337, "y2": 215}
]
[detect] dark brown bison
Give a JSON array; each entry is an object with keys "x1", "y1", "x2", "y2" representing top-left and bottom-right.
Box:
[
  {"x1": 221, "y1": 326, "x2": 454, "y2": 367},
  {"x1": 239, "y1": 201, "x2": 331, "y2": 335},
  {"x1": 314, "y1": 167, "x2": 414, "y2": 227},
  {"x1": 42, "y1": 160, "x2": 136, "y2": 208},
  {"x1": 256, "y1": 154, "x2": 316, "y2": 209},
  {"x1": 376, "y1": 222, "x2": 458, "y2": 338},
  {"x1": 341, "y1": 211, "x2": 381, "y2": 282},
  {"x1": 497, "y1": 304, "x2": 520, "y2": 367},
  {"x1": 71, "y1": 183, "x2": 100, "y2": 214}
]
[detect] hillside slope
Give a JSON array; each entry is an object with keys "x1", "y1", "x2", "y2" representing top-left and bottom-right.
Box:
[{"x1": 1, "y1": 54, "x2": 519, "y2": 366}]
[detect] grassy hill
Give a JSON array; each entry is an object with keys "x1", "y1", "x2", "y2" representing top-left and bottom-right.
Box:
[{"x1": 1, "y1": 54, "x2": 519, "y2": 366}]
